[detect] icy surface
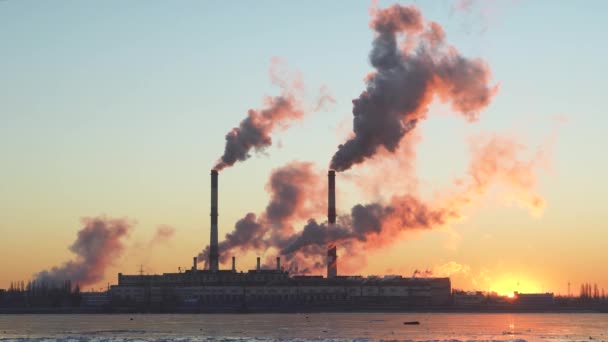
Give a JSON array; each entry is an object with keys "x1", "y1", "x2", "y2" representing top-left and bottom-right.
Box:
[{"x1": 1, "y1": 313, "x2": 607, "y2": 342}]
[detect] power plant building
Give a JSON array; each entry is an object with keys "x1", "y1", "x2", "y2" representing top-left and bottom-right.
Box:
[{"x1": 109, "y1": 170, "x2": 452, "y2": 310}]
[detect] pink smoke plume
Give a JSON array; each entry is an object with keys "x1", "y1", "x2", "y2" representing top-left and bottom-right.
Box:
[
  {"x1": 446, "y1": 134, "x2": 547, "y2": 216},
  {"x1": 279, "y1": 132, "x2": 548, "y2": 274},
  {"x1": 34, "y1": 216, "x2": 134, "y2": 287},
  {"x1": 149, "y1": 224, "x2": 176, "y2": 245},
  {"x1": 314, "y1": 85, "x2": 336, "y2": 112}
]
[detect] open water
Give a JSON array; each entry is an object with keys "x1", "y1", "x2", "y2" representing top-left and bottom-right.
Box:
[{"x1": 0, "y1": 313, "x2": 607, "y2": 342}]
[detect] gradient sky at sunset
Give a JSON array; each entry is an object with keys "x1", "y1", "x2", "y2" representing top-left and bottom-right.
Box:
[{"x1": 1, "y1": 0, "x2": 607, "y2": 295}]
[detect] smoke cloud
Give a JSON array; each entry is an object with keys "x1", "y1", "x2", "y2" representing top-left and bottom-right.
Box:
[
  {"x1": 34, "y1": 216, "x2": 133, "y2": 287},
  {"x1": 149, "y1": 224, "x2": 176, "y2": 245},
  {"x1": 314, "y1": 85, "x2": 336, "y2": 112},
  {"x1": 433, "y1": 261, "x2": 471, "y2": 277},
  {"x1": 214, "y1": 59, "x2": 335, "y2": 172},
  {"x1": 214, "y1": 59, "x2": 305, "y2": 171},
  {"x1": 281, "y1": 194, "x2": 454, "y2": 258},
  {"x1": 279, "y1": 132, "x2": 547, "y2": 274},
  {"x1": 202, "y1": 134, "x2": 547, "y2": 275},
  {"x1": 198, "y1": 161, "x2": 325, "y2": 268},
  {"x1": 330, "y1": 3, "x2": 497, "y2": 171},
  {"x1": 446, "y1": 134, "x2": 547, "y2": 216}
]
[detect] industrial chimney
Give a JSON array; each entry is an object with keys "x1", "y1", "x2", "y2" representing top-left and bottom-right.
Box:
[
  {"x1": 209, "y1": 170, "x2": 220, "y2": 272},
  {"x1": 327, "y1": 171, "x2": 337, "y2": 278},
  {"x1": 192, "y1": 257, "x2": 197, "y2": 271},
  {"x1": 232, "y1": 256, "x2": 236, "y2": 272},
  {"x1": 328, "y1": 170, "x2": 336, "y2": 225},
  {"x1": 276, "y1": 257, "x2": 281, "y2": 272},
  {"x1": 327, "y1": 245, "x2": 337, "y2": 278},
  {"x1": 256, "y1": 257, "x2": 261, "y2": 272}
]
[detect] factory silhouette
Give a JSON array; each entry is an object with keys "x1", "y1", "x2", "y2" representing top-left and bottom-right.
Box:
[{"x1": 109, "y1": 169, "x2": 453, "y2": 311}]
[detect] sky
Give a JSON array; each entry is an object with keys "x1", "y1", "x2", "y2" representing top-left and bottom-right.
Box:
[{"x1": 1, "y1": 0, "x2": 607, "y2": 295}]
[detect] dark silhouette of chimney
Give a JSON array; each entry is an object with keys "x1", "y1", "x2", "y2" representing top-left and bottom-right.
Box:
[
  {"x1": 209, "y1": 170, "x2": 219, "y2": 271},
  {"x1": 328, "y1": 170, "x2": 336, "y2": 225},
  {"x1": 256, "y1": 257, "x2": 261, "y2": 272},
  {"x1": 232, "y1": 256, "x2": 236, "y2": 272},
  {"x1": 276, "y1": 257, "x2": 281, "y2": 272}
]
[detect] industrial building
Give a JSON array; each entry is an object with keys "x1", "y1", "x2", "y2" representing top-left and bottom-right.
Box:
[{"x1": 109, "y1": 169, "x2": 452, "y2": 311}]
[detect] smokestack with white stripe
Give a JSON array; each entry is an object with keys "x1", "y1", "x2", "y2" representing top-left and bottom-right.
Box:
[
  {"x1": 209, "y1": 170, "x2": 219, "y2": 271},
  {"x1": 327, "y1": 245, "x2": 337, "y2": 278}
]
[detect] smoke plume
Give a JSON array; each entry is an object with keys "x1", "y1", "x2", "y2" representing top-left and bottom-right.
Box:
[
  {"x1": 330, "y1": 3, "x2": 497, "y2": 171},
  {"x1": 280, "y1": 132, "x2": 547, "y2": 273},
  {"x1": 281, "y1": 194, "x2": 454, "y2": 258},
  {"x1": 446, "y1": 134, "x2": 547, "y2": 216},
  {"x1": 214, "y1": 60, "x2": 305, "y2": 171},
  {"x1": 149, "y1": 224, "x2": 176, "y2": 245},
  {"x1": 203, "y1": 132, "x2": 547, "y2": 274},
  {"x1": 198, "y1": 161, "x2": 324, "y2": 268},
  {"x1": 314, "y1": 85, "x2": 336, "y2": 112},
  {"x1": 34, "y1": 216, "x2": 133, "y2": 287}
]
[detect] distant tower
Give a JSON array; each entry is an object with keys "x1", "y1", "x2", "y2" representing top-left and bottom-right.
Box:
[{"x1": 209, "y1": 170, "x2": 220, "y2": 272}]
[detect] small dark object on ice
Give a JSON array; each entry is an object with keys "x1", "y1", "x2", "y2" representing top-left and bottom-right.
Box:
[
  {"x1": 403, "y1": 321, "x2": 420, "y2": 325},
  {"x1": 130, "y1": 318, "x2": 134, "y2": 321}
]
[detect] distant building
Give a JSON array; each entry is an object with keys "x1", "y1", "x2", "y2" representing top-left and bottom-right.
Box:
[
  {"x1": 515, "y1": 292, "x2": 554, "y2": 306},
  {"x1": 453, "y1": 291, "x2": 485, "y2": 306},
  {"x1": 80, "y1": 292, "x2": 110, "y2": 307},
  {"x1": 110, "y1": 257, "x2": 451, "y2": 310}
]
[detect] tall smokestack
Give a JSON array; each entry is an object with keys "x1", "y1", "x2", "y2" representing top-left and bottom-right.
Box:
[
  {"x1": 192, "y1": 257, "x2": 197, "y2": 271},
  {"x1": 232, "y1": 256, "x2": 236, "y2": 272},
  {"x1": 276, "y1": 257, "x2": 281, "y2": 272},
  {"x1": 328, "y1": 170, "x2": 336, "y2": 225},
  {"x1": 327, "y1": 245, "x2": 337, "y2": 278},
  {"x1": 327, "y1": 170, "x2": 337, "y2": 279},
  {"x1": 209, "y1": 170, "x2": 219, "y2": 271},
  {"x1": 256, "y1": 257, "x2": 261, "y2": 272}
]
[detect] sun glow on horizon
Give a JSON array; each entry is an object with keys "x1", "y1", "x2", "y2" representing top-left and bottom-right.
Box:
[{"x1": 491, "y1": 277, "x2": 542, "y2": 296}]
